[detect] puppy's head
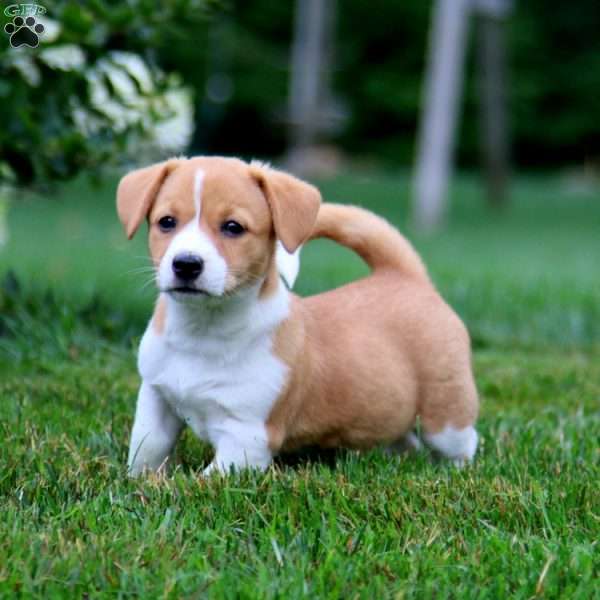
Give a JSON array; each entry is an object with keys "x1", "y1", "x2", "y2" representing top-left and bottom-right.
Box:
[{"x1": 116, "y1": 157, "x2": 320, "y2": 300}]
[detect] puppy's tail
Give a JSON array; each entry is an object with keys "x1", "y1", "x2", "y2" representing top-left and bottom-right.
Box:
[{"x1": 309, "y1": 203, "x2": 429, "y2": 282}]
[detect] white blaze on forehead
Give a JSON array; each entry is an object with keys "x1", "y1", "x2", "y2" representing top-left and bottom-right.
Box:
[
  {"x1": 157, "y1": 167, "x2": 228, "y2": 296},
  {"x1": 193, "y1": 169, "x2": 204, "y2": 221}
]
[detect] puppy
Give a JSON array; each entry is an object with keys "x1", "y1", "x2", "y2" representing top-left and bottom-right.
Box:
[{"x1": 117, "y1": 156, "x2": 478, "y2": 476}]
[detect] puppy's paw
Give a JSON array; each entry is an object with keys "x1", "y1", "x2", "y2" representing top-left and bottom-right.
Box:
[{"x1": 423, "y1": 425, "x2": 478, "y2": 465}]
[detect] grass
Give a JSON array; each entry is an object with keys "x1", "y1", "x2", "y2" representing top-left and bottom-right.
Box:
[{"x1": 0, "y1": 171, "x2": 599, "y2": 597}]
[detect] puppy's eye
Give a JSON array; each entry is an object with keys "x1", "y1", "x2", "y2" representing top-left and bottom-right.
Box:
[
  {"x1": 221, "y1": 220, "x2": 245, "y2": 237},
  {"x1": 158, "y1": 216, "x2": 177, "y2": 232}
]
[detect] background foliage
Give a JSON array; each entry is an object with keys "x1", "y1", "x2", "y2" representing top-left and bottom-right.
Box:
[
  {"x1": 0, "y1": 0, "x2": 218, "y2": 187},
  {"x1": 2, "y1": 0, "x2": 598, "y2": 189},
  {"x1": 193, "y1": 0, "x2": 600, "y2": 167}
]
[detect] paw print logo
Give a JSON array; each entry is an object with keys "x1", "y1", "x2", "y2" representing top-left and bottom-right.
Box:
[{"x1": 4, "y1": 16, "x2": 45, "y2": 48}]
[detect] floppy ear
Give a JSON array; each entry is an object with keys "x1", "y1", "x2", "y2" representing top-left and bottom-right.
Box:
[
  {"x1": 249, "y1": 163, "x2": 321, "y2": 253},
  {"x1": 116, "y1": 160, "x2": 179, "y2": 239}
]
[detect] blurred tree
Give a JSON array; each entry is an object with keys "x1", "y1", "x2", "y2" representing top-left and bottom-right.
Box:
[
  {"x1": 413, "y1": 0, "x2": 471, "y2": 232},
  {"x1": 2, "y1": 0, "x2": 597, "y2": 190},
  {"x1": 413, "y1": 0, "x2": 513, "y2": 231},
  {"x1": 286, "y1": 0, "x2": 342, "y2": 176},
  {"x1": 0, "y1": 0, "x2": 220, "y2": 189}
]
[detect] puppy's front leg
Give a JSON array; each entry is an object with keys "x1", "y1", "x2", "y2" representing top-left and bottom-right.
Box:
[
  {"x1": 203, "y1": 421, "x2": 272, "y2": 476},
  {"x1": 127, "y1": 382, "x2": 183, "y2": 476}
]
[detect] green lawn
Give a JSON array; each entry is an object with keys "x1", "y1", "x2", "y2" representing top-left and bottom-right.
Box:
[{"x1": 0, "y1": 171, "x2": 599, "y2": 598}]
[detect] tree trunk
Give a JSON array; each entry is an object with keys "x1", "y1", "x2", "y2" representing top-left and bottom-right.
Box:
[
  {"x1": 413, "y1": 0, "x2": 472, "y2": 232},
  {"x1": 288, "y1": 0, "x2": 335, "y2": 156}
]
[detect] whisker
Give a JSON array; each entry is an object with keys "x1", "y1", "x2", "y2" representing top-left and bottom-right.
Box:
[
  {"x1": 131, "y1": 255, "x2": 154, "y2": 262},
  {"x1": 139, "y1": 276, "x2": 158, "y2": 292},
  {"x1": 122, "y1": 266, "x2": 156, "y2": 276}
]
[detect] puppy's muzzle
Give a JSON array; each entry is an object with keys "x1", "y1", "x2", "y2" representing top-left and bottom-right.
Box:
[{"x1": 172, "y1": 253, "x2": 204, "y2": 283}]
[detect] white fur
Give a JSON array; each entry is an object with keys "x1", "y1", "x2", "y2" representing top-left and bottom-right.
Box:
[
  {"x1": 423, "y1": 425, "x2": 478, "y2": 467},
  {"x1": 127, "y1": 381, "x2": 182, "y2": 473},
  {"x1": 276, "y1": 241, "x2": 301, "y2": 289},
  {"x1": 128, "y1": 280, "x2": 291, "y2": 476},
  {"x1": 193, "y1": 168, "x2": 203, "y2": 215},
  {"x1": 128, "y1": 165, "x2": 292, "y2": 476}
]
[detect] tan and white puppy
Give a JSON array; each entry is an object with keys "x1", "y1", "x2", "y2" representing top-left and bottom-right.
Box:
[{"x1": 117, "y1": 156, "x2": 478, "y2": 476}]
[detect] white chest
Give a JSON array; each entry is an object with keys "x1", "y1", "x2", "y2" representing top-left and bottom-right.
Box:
[{"x1": 137, "y1": 324, "x2": 288, "y2": 443}]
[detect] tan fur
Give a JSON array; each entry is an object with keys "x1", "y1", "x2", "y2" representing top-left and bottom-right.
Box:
[
  {"x1": 249, "y1": 162, "x2": 321, "y2": 253},
  {"x1": 119, "y1": 156, "x2": 478, "y2": 458},
  {"x1": 259, "y1": 255, "x2": 281, "y2": 300},
  {"x1": 117, "y1": 159, "x2": 183, "y2": 239},
  {"x1": 266, "y1": 204, "x2": 478, "y2": 450},
  {"x1": 152, "y1": 297, "x2": 167, "y2": 334},
  {"x1": 310, "y1": 204, "x2": 429, "y2": 281}
]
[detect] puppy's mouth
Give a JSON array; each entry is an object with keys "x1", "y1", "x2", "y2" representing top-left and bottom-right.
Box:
[{"x1": 166, "y1": 286, "x2": 211, "y2": 297}]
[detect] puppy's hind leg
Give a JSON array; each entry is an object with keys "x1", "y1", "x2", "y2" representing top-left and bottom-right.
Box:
[{"x1": 419, "y1": 378, "x2": 479, "y2": 467}]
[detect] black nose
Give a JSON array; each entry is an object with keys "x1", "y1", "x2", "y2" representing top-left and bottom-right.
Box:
[{"x1": 172, "y1": 253, "x2": 204, "y2": 282}]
